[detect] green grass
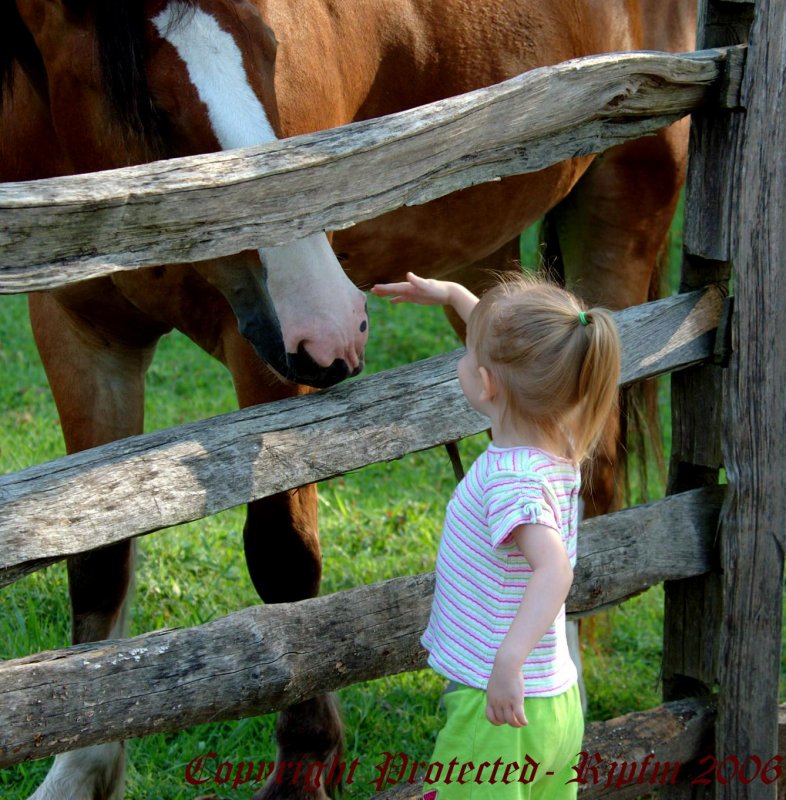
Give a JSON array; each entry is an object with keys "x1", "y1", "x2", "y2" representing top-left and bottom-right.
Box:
[{"x1": 0, "y1": 215, "x2": 780, "y2": 799}]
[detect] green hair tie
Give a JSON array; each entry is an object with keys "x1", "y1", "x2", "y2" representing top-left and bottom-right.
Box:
[{"x1": 578, "y1": 311, "x2": 590, "y2": 327}]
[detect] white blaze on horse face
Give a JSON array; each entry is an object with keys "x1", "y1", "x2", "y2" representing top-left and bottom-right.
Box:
[
  {"x1": 152, "y1": 2, "x2": 368, "y2": 374},
  {"x1": 152, "y1": 2, "x2": 276, "y2": 148}
]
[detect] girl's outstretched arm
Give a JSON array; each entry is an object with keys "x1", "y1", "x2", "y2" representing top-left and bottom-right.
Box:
[{"x1": 371, "y1": 272, "x2": 479, "y2": 324}]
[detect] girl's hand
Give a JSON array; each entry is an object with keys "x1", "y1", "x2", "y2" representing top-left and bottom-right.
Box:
[
  {"x1": 486, "y1": 653, "x2": 527, "y2": 728},
  {"x1": 371, "y1": 272, "x2": 453, "y2": 306}
]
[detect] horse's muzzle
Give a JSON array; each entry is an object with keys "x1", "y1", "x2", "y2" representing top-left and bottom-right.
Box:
[
  {"x1": 284, "y1": 343, "x2": 364, "y2": 388},
  {"x1": 241, "y1": 318, "x2": 362, "y2": 387}
]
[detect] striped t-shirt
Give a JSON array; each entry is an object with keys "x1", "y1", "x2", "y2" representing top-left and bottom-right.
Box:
[{"x1": 421, "y1": 443, "x2": 580, "y2": 697}]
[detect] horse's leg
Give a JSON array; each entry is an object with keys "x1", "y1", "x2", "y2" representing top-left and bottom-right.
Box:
[
  {"x1": 544, "y1": 120, "x2": 690, "y2": 515},
  {"x1": 220, "y1": 326, "x2": 342, "y2": 800},
  {"x1": 26, "y1": 289, "x2": 163, "y2": 800},
  {"x1": 245, "y1": 486, "x2": 343, "y2": 800}
]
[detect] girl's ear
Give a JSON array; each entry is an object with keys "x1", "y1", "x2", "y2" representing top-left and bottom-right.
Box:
[{"x1": 478, "y1": 366, "x2": 496, "y2": 402}]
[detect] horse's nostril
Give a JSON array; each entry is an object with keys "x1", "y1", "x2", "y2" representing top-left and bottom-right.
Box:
[
  {"x1": 359, "y1": 319, "x2": 367, "y2": 333},
  {"x1": 285, "y1": 346, "x2": 354, "y2": 388}
]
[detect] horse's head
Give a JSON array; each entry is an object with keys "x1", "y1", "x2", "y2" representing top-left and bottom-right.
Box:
[{"x1": 4, "y1": 0, "x2": 367, "y2": 388}]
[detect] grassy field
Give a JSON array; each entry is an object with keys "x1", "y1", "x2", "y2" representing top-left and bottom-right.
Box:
[{"x1": 0, "y1": 221, "x2": 781, "y2": 798}]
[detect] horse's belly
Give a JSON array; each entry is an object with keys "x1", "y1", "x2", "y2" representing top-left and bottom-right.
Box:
[{"x1": 332, "y1": 160, "x2": 590, "y2": 286}]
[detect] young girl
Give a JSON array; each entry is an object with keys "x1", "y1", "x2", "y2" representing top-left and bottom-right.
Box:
[{"x1": 371, "y1": 272, "x2": 622, "y2": 799}]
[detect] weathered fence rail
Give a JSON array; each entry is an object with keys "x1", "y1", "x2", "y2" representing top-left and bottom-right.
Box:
[
  {"x1": 0, "y1": 287, "x2": 723, "y2": 587},
  {"x1": 0, "y1": 47, "x2": 743, "y2": 292}
]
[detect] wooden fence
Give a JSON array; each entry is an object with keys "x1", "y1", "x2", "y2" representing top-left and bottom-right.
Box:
[{"x1": 1, "y1": 0, "x2": 784, "y2": 797}]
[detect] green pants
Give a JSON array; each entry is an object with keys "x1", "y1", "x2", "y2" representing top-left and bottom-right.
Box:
[{"x1": 423, "y1": 683, "x2": 584, "y2": 800}]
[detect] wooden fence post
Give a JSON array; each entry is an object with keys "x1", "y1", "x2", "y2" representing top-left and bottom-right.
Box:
[
  {"x1": 716, "y1": 0, "x2": 786, "y2": 797},
  {"x1": 661, "y1": 0, "x2": 753, "y2": 796}
]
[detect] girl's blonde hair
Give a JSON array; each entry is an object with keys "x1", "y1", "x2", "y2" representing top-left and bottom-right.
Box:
[{"x1": 466, "y1": 273, "x2": 622, "y2": 462}]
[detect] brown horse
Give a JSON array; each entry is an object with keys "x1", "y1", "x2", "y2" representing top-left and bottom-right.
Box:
[{"x1": 0, "y1": 1, "x2": 695, "y2": 798}]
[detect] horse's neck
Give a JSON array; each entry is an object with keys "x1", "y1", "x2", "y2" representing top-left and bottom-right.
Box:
[
  {"x1": 263, "y1": 0, "x2": 389, "y2": 135},
  {"x1": 266, "y1": 0, "x2": 561, "y2": 133},
  {"x1": 263, "y1": 0, "x2": 696, "y2": 137}
]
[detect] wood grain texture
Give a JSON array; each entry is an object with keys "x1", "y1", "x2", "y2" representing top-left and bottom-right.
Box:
[
  {"x1": 0, "y1": 290, "x2": 722, "y2": 587},
  {"x1": 0, "y1": 487, "x2": 721, "y2": 766},
  {"x1": 683, "y1": 2, "x2": 750, "y2": 265},
  {"x1": 717, "y1": 1, "x2": 786, "y2": 797},
  {"x1": 661, "y1": 1, "x2": 745, "y2": 755},
  {"x1": 0, "y1": 49, "x2": 742, "y2": 293},
  {"x1": 569, "y1": 486, "x2": 724, "y2": 618}
]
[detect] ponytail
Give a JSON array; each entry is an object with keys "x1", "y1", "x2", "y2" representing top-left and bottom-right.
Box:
[
  {"x1": 466, "y1": 275, "x2": 621, "y2": 463},
  {"x1": 573, "y1": 308, "x2": 622, "y2": 461}
]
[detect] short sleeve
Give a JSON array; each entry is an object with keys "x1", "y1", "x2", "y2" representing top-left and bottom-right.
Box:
[{"x1": 485, "y1": 476, "x2": 560, "y2": 548}]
